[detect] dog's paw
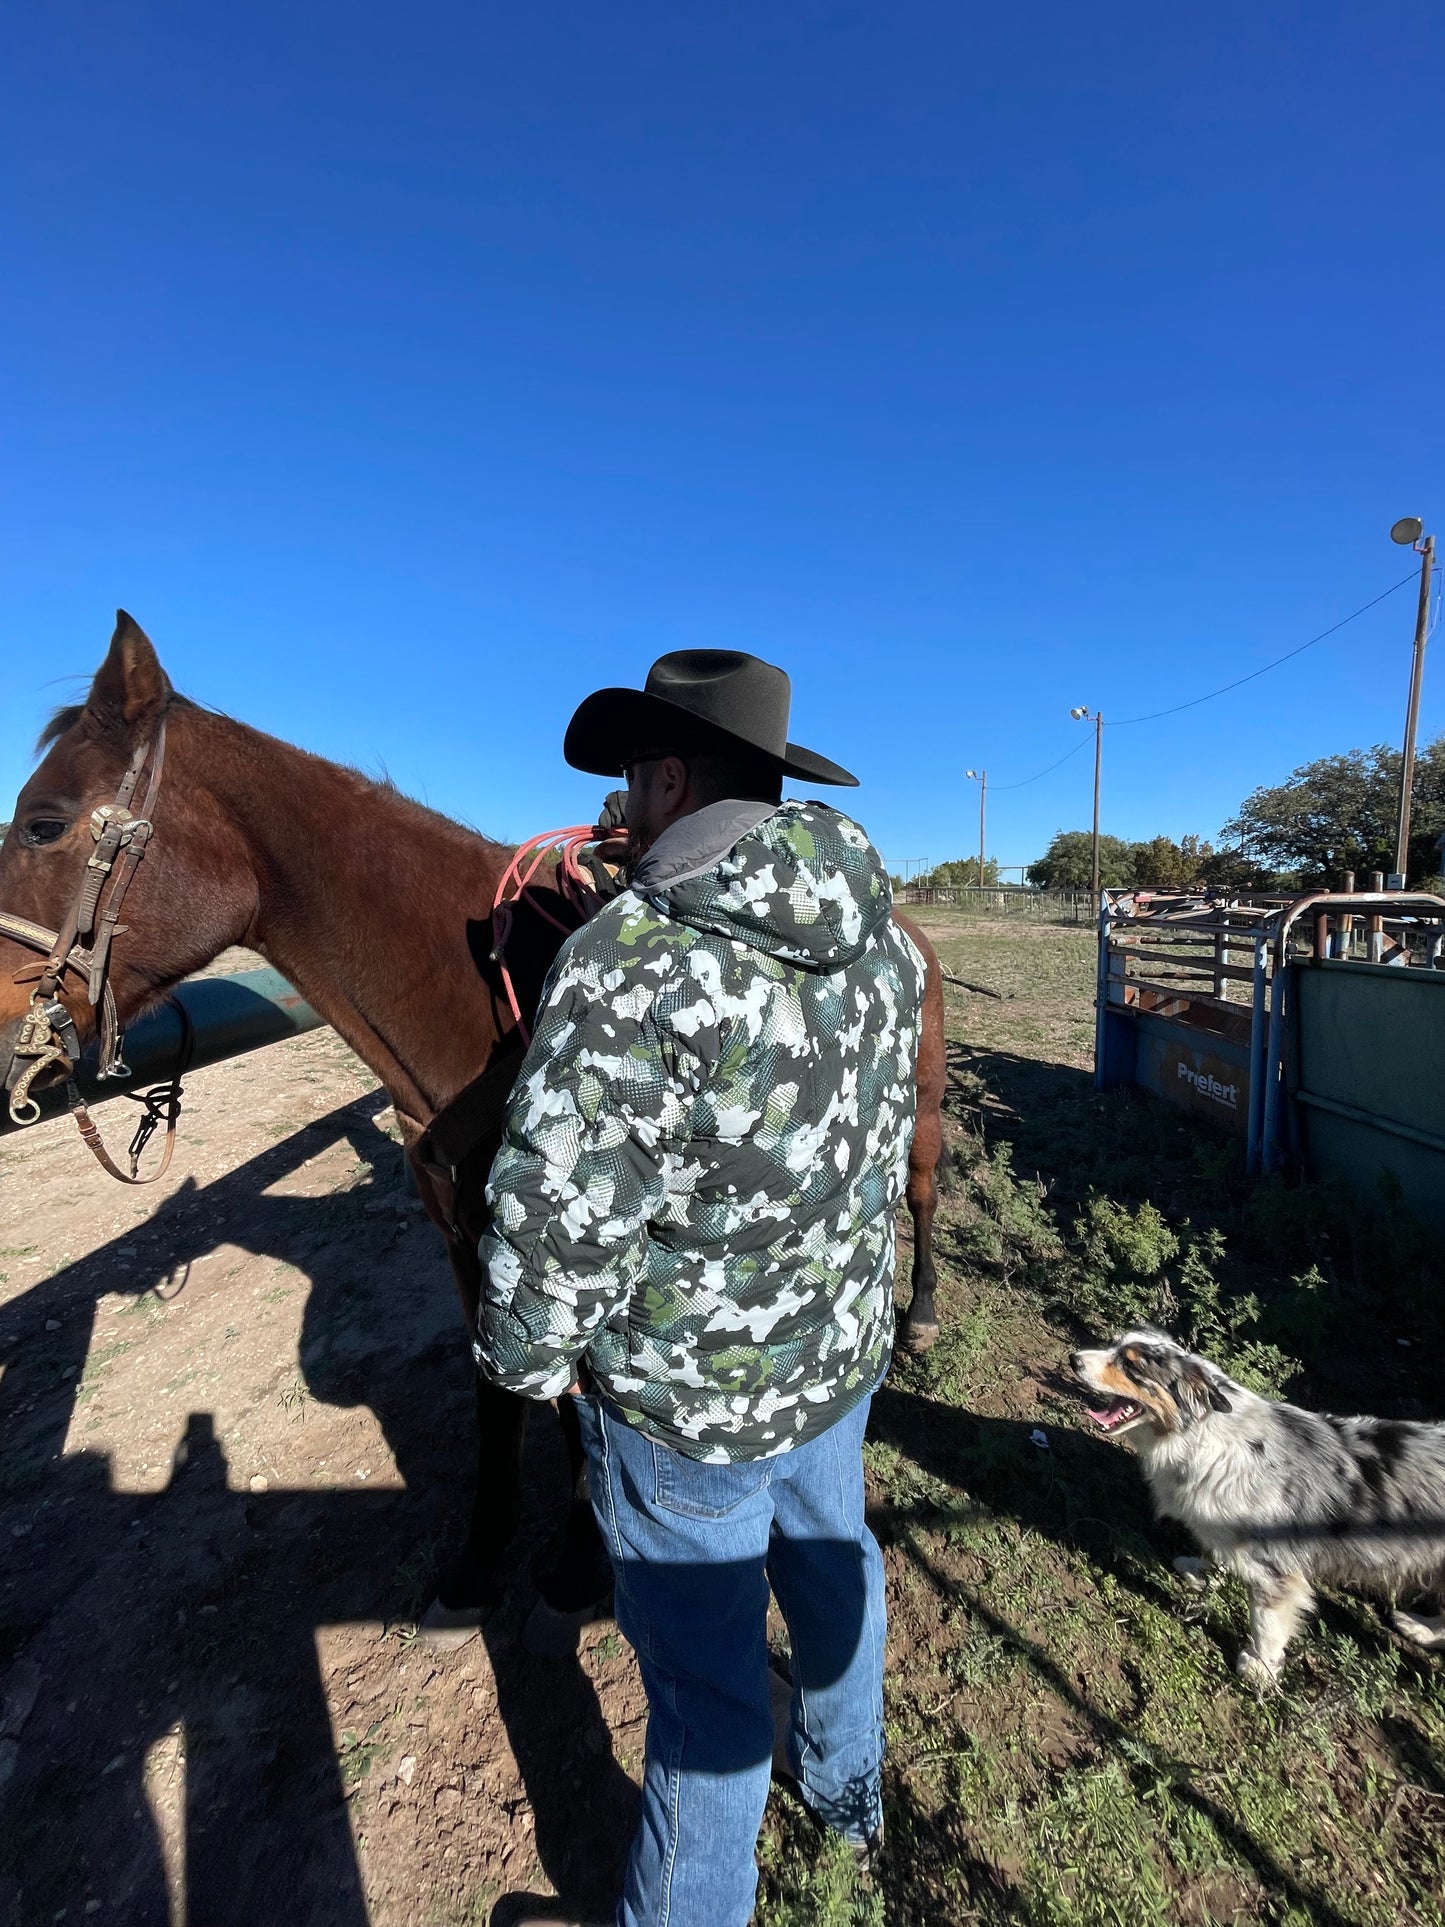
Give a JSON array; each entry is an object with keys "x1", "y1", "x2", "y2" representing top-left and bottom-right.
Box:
[
  {"x1": 1172, "y1": 1555, "x2": 1211, "y2": 1592},
  {"x1": 1392, "y1": 1608, "x2": 1445, "y2": 1651},
  {"x1": 1235, "y1": 1644, "x2": 1281, "y2": 1692}
]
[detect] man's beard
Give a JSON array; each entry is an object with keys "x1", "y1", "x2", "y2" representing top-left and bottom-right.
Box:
[{"x1": 623, "y1": 824, "x2": 650, "y2": 875}]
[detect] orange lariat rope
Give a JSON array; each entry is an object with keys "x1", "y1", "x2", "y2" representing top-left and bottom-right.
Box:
[{"x1": 490, "y1": 823, "x2": 626, "y2": 1042}]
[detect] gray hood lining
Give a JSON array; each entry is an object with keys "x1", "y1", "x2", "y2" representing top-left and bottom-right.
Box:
[{"x1": 629, "y1": 800, "x2": 779, "y2": 892}]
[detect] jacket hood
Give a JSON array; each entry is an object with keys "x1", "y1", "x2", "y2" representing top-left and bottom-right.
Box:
[{"x1": 642, "y1": 801, "x2": 894, "y2": 971}]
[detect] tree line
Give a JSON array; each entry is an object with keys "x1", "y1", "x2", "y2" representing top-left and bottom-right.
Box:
[
  {"x1": 901, "y1": 736, "x2": 1445, "y2": 894},
  {"x1": 1031, "y1": 735, "x2": 1445, "y2": 891}
]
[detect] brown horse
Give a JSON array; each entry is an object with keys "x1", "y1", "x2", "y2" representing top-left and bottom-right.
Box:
[{"x1": 0, "y1": 614, "x2": 944, "y2": 1618}]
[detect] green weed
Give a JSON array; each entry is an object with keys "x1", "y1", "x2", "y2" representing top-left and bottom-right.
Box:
[
  {"x1": 338, "y1": 1720, "x2": 393, "y2": 1791},
  {"x1": 756, "y1": 1815, "x2": 882, "y2": 1927},
  {"x1": 393, "y1": 1533, "x2": 446, "y2": 1618},
  {"x1": 278, "y1": 1373, "x2": 311, "y2": 1420}
]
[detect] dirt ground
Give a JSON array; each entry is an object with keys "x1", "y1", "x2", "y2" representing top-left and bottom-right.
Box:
[
  {"x1": 5, "y1": 921, "x2": 1443, "y2": 1927},
  {"x1": 1, "y1": 951, "x2": 644, "y2": 1926}
]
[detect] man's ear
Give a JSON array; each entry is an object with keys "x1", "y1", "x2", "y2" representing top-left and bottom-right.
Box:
[{"x1": 83, "y1": 612, "x2": 172, "y2": 740}]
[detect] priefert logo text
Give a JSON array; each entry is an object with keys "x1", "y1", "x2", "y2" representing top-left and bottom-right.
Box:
[{"x1": 1178, "y1": 1061, "x2": 1238, "y2": 1109}]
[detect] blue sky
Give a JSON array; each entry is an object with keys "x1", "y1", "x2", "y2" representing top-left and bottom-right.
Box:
[{"x1": 2, "y1": 3, "x2": 1440, "y2": 876}]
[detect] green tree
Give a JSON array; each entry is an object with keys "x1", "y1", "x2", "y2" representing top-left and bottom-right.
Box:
[
  {"x1": 1129, "y1": 833, "x2": 1211, "y2": 888},
  {"x1": 911, "y1": 856, "x2": 1002, "y2": 889},
  {"x1": 1222, "y1": 735, "x2": 1445, "y2": 889},
  {"x1": 1027, "y1": 830, "x2": 1136, "y2": 889},
  {"x1": 1194, "y1": 842, "x2": 1276, "y2": 891}
]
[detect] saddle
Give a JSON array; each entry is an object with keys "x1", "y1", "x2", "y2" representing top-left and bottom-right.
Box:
[{"x1": 411, "y1": 822, "x2": 627, "y2": 1237}]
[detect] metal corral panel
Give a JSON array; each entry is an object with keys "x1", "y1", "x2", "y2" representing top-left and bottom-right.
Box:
[
  {"x1": 1129, "y1": 1010, "x2": 1252, "y2": 1138},
  {"x1": 1289, "y1": 961, "x2": 1445, "y2": 1227}
]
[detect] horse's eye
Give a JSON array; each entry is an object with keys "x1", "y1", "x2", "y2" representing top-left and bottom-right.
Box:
[{"x1": 20, "y1": 818, "x2": 70, "y2": 848}]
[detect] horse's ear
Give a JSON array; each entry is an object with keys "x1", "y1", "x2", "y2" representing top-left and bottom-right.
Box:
[{"x1": 84, "y1": 612, "x2": 172, "y2": 739}]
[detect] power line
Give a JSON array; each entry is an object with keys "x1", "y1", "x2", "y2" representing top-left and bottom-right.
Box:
[
  {"x1": 969, "y1": 565, "x2": 1429, "y2": 813},
  {"x1": 1107, "y1": 569, "x2": 1423, "y2": 728},
  {"x1": 989, "y1": 735, "x2": 1092, "y2": 791}
]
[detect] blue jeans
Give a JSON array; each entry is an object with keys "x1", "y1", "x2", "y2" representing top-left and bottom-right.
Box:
[{"x1": 575, "y1": 1389, "x2": 887, "y2": 1927}]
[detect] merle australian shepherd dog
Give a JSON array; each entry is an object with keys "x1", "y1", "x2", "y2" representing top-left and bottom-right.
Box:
[{"x1": 1071, "y1": 1331, "x2": 1445, "y2": 1685}]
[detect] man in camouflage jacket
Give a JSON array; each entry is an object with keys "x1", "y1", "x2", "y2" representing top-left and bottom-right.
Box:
[{"x1": 475, "y1": 650, "x2": 925, "y2": 1927}]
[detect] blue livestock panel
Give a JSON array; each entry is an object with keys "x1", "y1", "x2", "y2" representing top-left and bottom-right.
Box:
[{"x1": 1129, "y1": 1009, "x2": 1252, "y2": 1139}]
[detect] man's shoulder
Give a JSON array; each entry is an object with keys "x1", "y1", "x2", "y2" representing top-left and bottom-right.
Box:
[
  {"x1": 549, "y1": 890, "x2": 704, "y2": 989},
  {"x1": 574, "y1": 888, "x2": 699, "y2": 950}
]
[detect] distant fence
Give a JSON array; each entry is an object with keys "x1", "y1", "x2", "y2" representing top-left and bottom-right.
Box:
[{"x1": 900, "y1": 885, "x2": 1097, "y2": 924}]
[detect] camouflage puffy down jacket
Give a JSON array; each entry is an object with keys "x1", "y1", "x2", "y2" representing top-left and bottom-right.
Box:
[{"x1": 473, "y1": 800, "x2": 926, "y2": 1462}]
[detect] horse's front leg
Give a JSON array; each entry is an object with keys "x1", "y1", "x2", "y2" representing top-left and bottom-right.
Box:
[
  {"x1": 409, "y1": 1172, "x2": 531, "y2": 1628},
  {"x1": 410, "y1": 1154, "x2": 613, "y2": 1645},
  {"x1": 522, "y1": 1391, "x2": 616, "y2": 1656},
  {"x1": 429, "y1": 1371, "x2": 530, "y2": 1617}
]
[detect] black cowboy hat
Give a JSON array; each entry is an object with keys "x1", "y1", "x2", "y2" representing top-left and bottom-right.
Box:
[{"x1": 563, "y1": 650, "x2": 859, "y2": 788}]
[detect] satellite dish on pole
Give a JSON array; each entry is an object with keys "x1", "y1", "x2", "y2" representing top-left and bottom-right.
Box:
[{"x1": 1391, "y1": 516, "x2": 1424, "y2": 546}]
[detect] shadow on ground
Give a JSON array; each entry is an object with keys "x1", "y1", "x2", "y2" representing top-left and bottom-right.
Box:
[{"x1": 0, "y1": 1094, "x2": 634, "y2": 1926}]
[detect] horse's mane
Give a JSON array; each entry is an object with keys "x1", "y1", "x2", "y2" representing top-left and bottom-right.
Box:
[
  {"x1": 36, "y1": 694, "x2": 502, "y2": 845},
  {"x1": 36, "y1": 704, "x2": 85, "y2": 751},
  {"x1": 36, "y1": 694, "x2": 199, "y2": 753}
]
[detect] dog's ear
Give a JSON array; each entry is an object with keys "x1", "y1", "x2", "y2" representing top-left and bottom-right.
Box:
[{"x1": 1172, "y1": 1359, "x2": 1231, "y2": 1419}]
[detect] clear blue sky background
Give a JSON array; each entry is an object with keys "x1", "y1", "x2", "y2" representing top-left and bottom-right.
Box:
[{"x1": 2, "y1": 3, "x2": 1440, "y2": 876}]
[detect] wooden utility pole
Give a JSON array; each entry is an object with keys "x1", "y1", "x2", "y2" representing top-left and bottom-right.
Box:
[
  {"x1": 1394, "y1": 530, "x2": 1435, "y2": 883},
  {"x1": 1090, "y1": 713, "x2": 1103, "y2": 897},
  {"x1": 965, "y1": 768, "x2": 986, "y2": 887},
  {"x1": 979, "y1": 769, "x2": 987, "y2": 889},
  {"x1": 1071, "y1": 707, "x2": 1104, "y2": 896}
]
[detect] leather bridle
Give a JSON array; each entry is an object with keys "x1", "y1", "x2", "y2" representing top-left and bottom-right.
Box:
[{"x1": 1, "y1": 714, "x2": 189, "y2": 1182}]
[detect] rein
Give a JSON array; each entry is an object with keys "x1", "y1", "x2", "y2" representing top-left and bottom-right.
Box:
[
  {"x1": 407, "y1": 819, "x2": 624, "y2": 1240},
  {"x1": 488, "y1": 823, "x2": 626, "y2": 1041},
  {"x1": 2, "y1": 715, "x2": 188, "y2": 1182}
]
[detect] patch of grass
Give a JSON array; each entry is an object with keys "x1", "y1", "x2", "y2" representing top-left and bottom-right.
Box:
[
  {"x1": 393, "y1": 1533, "x2": 447, "y2": 1619},
  {"x1": 756, "y1": 1812, "x2": 882, "y2": 1927},
  {"x1": 424, "y1": 1890, "x2": 498, "y2": 1927},
  {"x1": 862, "y1": 913, "x2": 1445, "y2": 1925},
  {"x1": 338, "y1": 1719, "x2": 394, "y2": 1791},
  {"x1": 944, "y1": 1120, "x2": 1299, "y2": 1393},
  {"x1": 81, "y1": 1338, "x2": 131, "y2": 1383},
  {"x1": 875, "y1": 1473, "x2": 1445, "y2": 1926}
]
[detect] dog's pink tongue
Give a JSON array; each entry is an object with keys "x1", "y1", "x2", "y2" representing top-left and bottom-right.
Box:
[{"x1": 1087, "y1": 1402, "x2": 1134, "y2": 1429}]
